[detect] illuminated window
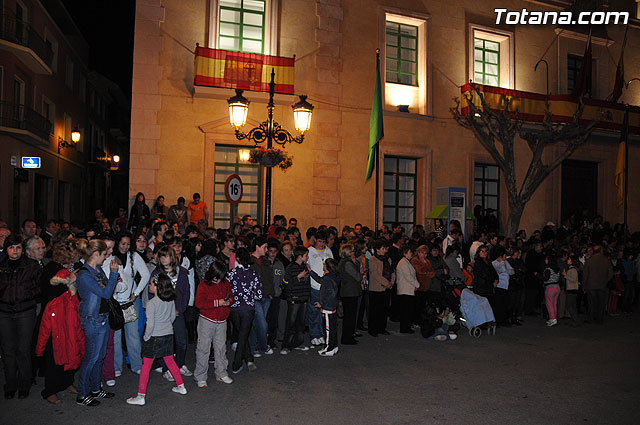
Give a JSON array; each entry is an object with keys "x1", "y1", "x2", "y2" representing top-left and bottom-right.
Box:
[
  {"x1": 474, "y1": 38, "x2": 500, "y2": 87},
  {"x1": 386, "y1": 22, "x2": 418, "y2": 86},
  {"x1": 469, "y1": 26, "x2": 514, "y2": 89},
  {"x1": 382, "y1": 11, "x2": 429, "y2": 114},
  {"x1": 218, "y1": 0, "x2": 265, "y2": 54}
]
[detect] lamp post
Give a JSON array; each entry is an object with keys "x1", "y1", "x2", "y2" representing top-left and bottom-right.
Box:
[
  {"x1": 227, "y1": 68, "x2": 313, "y2": 225},
  {"x1": 623, "y1": 77, "x2": 640, "y2": 238}
]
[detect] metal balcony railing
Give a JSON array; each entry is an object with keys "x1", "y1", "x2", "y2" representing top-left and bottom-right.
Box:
[
  {"x1": 0, "y1": 101, "x2": 52, "y2": 141},
  {"x1": 0, "y1": 14, "x2": 54, "y2": 68}
]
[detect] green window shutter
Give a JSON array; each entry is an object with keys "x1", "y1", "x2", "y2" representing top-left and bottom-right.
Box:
[
  {"x1": 219, "y1": 0, "x2": 266, "y2": 54},
  {"x1": 473, "y1": 37, "x2": 500, "y2": 87},
  {"x1": 385, "y1": 21, "x2": 418, "y2": 86}
]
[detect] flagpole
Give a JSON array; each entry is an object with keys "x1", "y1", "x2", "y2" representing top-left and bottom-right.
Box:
[
  {"x1": 374, "y1": 48, "x2": 381, "y2": 235},
  {"x1": 375, "y1": 133, "x2": 380, "y2": 235},
  {"x1": 624, "y1": 104, "x2": 629, "y2": 238}
]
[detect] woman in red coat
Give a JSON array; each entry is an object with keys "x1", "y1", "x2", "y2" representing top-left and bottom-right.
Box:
[{"x1": 35, "y1": 240, "x2": 84, "y2": 404}]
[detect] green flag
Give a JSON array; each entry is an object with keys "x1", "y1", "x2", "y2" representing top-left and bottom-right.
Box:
[{"x1": 366, "y1": 52, "x2": 384, "y2": 180}]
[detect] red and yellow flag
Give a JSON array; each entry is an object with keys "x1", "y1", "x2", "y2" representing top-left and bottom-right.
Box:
[
  {"x1": 460, "y1": 84, "x2": 640, "y2": 133},
  {"x1": 194, "y1": 46, "x2": 295, "y2": 94}
]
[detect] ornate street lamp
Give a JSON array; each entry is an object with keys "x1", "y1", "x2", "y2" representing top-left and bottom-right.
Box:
[
  {"x1": 71, "y1": 127, "x2": 81, "y2": 143},
  {"x1": 228, "y1": 68, "x2": 313, "y2": 225}
]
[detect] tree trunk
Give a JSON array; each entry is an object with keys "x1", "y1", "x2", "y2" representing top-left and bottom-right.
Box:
[{"x1": 506, "y1": 197, "x2": 524, "y2": 238}]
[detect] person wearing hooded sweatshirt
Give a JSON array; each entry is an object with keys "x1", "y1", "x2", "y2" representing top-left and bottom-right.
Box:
[
  {"x1": 280, "y1": 246, "x2": 310, "y2": 354},
  {"x1": 309, "y1": 258, "x2": 340, "y2": 357},
  {"x1": 128, "y1": 192, "x2": 150, "y2": 233}
]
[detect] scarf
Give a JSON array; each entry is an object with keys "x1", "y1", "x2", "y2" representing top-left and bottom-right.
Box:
[{"x1": 375, "y1": 253, "x2": 392, "y2": 281}]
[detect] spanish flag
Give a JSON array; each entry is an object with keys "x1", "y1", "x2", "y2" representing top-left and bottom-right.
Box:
[
  {"x1": 194, "y1": 46, "x2": 295, "y2": 94},
  {"x1": 615, "y1": 108, "x2": 628, "y2": 207}
]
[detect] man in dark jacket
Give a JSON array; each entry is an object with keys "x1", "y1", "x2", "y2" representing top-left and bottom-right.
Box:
[
  {"x1": 583, "y1": 246, "x2": 614, "y2": 324},
  {"x1": 281, "y1": 246, "x2": 310, "y2": 354},
  {"x1": 524, "y1": 242, "x2": 544, "y2": 315}
]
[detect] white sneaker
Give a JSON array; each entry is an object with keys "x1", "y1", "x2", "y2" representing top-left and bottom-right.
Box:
[
  {"x1": 317, "y1": 337, "x2": 325, "y2": 345},
  {"x1": 231, "y1": 342, "x2": 237, "y2": 351},
  {"x1": 434, "y1": 335, "x2": 447, "y2": 341},
  {"x1": 196, "y1": 381, "x2": 207, "y2": 388},
  {"x1": 247, "y1": 362, "x2": 257, "y2": 372},
  {"x1": 114, "y1": 370, "x2": 122, "y2": 378},
  {"x1": 163, "y1": 371, "x2": 175, "y2": 382},
  {"x1": 217, "y1": 376, "x2": 234, "y2": 384},
  {"x1": 252, "y1": 351, "x2": 262, "y2": 358},
  {"x1": 280, "y1": 348, "x2": 289, "y2": 355},
  {"x1": 547, "y1": 319, "x2": 557, "y2": 327},
  {"x1": 310, "y1": 338, "x2": 320, "y2": 346},
  {"x1": 172, "y1": 384, "x2": 187, "y2": 395},
  {"x1": 294, "y1": 345, "x2": 310, "y2": 351},
  {"x1": 264, "y1": 347, "x2": 274, "y2": 355},
  {"x1": 179, "y1": 365, "x2": 193, "y2": 376},
  {"x1": 448, "y1": 333, "x2": 458, "y2": 340},
  {"x1": 318, "y1": 346, "x2": 328, "y2": 355},
  {"x1": 154, "y1": 367, "x2": 163, "y2": 373},
  {"x1": 105, "y1": 380, "x2": 116, "y2": 387},
  {"x1": 126, "y1": 394, "x2": 145, "y2": 405},
  {"x1": 319, "y1": 347, "x2": 338, "y2": 357}
]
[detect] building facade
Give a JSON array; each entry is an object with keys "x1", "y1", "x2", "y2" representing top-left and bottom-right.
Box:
[
  {"x1": 129, "y1": 0, "x2": 640, "y2": 235},
  {"x1": 0, "y1": 0, "x2": 129, "y2": 230}
]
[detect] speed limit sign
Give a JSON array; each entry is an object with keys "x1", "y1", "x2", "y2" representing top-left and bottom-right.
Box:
[{"x1": 224, "y1": 173, "x2": 243, "y2": 205}]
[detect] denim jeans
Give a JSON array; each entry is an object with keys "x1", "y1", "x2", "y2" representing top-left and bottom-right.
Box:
[
  {"x1": 307, "y1": 289, "x2": 323, "y2": 339},
  {"x1": 230, "y1": 309, "x2": 255, "y2": 371},
  {"x1": 114, "y1": 315, "x2": 142, "y2": 373},
  {"x1": 78, "y1": 314, "x2": 109, "y2": 397},
  {"x1": 0, "y1": 308, "x2": 36, "y2": 392},
  {"x1": 250, "y1": 298, "x2": 271, "y2": 353}
]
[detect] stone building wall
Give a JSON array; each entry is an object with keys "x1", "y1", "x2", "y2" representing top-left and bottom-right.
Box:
[{"x1": 129, "y1": 0, "x2": 640, "y2": 234}]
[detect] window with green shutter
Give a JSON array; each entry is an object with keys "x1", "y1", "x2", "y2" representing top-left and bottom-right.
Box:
[
  {"x1": 385, "y1": 21, "x2": 418, "y2": 86},
  {"x1": 218, "y1": 0, "x2": 265, "y2": 54},
  {"x1": 474, "y1": 38, "x2": 500, "y2": 87}
]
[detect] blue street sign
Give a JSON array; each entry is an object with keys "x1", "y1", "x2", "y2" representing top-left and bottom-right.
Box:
[{"x1": 22, "y1": 156, "x2": 41, "y2": 169}]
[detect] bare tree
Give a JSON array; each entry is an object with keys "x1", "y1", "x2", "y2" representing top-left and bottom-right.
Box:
[{"x1": 451, "y1": 83, "x2": 607, "y2": 236}]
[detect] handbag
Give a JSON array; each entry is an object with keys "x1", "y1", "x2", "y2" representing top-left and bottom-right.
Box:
[
  {"x1": 106, "y1": 297, "x2": 125, "y2": 330},
  {"x1": 120, "y1": 300, "x2": 138, "y2": 323}
]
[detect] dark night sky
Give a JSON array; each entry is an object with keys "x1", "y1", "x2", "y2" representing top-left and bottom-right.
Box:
[{"x1": 61, "y1": 0, "x2": 135, "y2": 99}]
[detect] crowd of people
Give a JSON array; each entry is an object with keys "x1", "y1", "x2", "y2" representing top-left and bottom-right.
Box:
[{"x1": 1, "y1": 193, "x2": 639, "y2": 408}]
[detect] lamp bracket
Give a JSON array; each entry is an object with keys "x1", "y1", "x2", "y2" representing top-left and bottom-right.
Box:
[{"x1": 234, "y1": 119, "x2": 304, "y2": 146}]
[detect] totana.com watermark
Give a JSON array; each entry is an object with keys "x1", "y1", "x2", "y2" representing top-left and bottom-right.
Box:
[{"x1": 494, "y1": 8, "x2": 629, "y2": 25}]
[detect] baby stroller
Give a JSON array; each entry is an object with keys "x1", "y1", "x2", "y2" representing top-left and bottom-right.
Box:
[
  {"x1": 459, "y1": 288, "x2": 496, "y2": 338},
  {"x1": 442, "y1": 278, "x2": 465, "y2": 317}
]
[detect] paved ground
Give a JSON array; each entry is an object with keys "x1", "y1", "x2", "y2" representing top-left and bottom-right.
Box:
[{"x1": 2, "y1": 314, "x2": 639, "y2": 424}]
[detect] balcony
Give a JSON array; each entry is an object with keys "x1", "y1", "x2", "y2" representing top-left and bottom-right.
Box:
[
  {"x1": 0, "y1": 14, "x2": 53, "y2": 74},
  {"x1": 0, "y1": 101, "x2": 52, "y2": 144}
]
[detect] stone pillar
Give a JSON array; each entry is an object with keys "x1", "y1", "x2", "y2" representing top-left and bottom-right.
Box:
[
  {"x1": 129, "y1": 0, "x2": 165, "y2": 204},
  {"x1": 313, "y1": 0, "x2": 343, "y2": 225}
]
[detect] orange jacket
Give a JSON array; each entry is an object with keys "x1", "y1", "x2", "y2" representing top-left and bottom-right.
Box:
[{"x1": 411, "y1": 257, "x2": 435, "y2": 292}]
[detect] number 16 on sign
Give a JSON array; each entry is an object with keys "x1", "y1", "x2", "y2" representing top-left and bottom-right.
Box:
[{"x1": 224, "y1": 173, "x2": 243, "y2": 205}]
